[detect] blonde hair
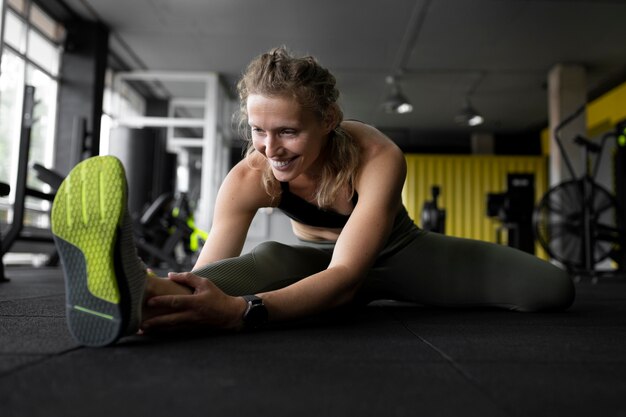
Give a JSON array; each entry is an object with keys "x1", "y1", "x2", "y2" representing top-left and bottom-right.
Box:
[{"x1": 237, "y1": 47, "x2": 360, "y2": 208}]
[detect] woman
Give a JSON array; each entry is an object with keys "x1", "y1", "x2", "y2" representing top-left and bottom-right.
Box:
[{"x1": 51, "y1": 47, "x2": 574, "y2": 347}]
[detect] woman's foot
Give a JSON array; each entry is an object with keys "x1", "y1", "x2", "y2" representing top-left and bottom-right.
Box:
[
  {"x1": 142, "y1": 272, "x2": 194, "y2": 322},
  {"x1": 51, "y1": 156, "x2": 147, "y2": 347}
]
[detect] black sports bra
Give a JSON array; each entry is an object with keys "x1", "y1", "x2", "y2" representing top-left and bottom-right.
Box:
[{"x1": 277, "y1": 182, "x2": 358, "y2": 228}]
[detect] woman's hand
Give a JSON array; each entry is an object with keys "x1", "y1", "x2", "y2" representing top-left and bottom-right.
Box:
[{"x1": 141, "y1": 272, "x2": 247, "y2": 332}]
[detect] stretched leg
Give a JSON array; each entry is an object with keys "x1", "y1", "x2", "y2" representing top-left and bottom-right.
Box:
[
  {"x1": 142, "y1": 241, "x2": 331, "y2": 321},
  {"x1": 191, "y1": 241, "x2": 332, "y2": 295},
  {"x1": 360, "y1": 231, "x2": 575, "y2": 312}
]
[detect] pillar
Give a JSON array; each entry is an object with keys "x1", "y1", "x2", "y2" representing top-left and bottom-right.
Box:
[{"x1": 547, "y1": 64, "x2": 587, "y2": 186}]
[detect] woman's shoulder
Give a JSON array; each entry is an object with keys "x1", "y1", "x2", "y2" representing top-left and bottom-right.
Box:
[
  {"x1": 341, "y1": 121, "x2": 403, "y2": 162},
  {"x1": 221, "y1": 155, "x2": 274, "y2": 207},
  {"x1": 225, "y1": 155, "x2": 261, "y2": 183},
  {"x1": 341, "y1": 121, "x2": 406, "y2": 193}
]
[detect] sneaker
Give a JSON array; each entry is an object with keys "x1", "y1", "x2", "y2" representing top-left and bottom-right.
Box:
[{"x1": 51, "y1": 156, "x2": 146, "y2": 347}]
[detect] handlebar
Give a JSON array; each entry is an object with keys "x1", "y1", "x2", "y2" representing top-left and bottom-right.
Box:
[
  {"x1": 553, "y1": 105, "x2": 617, "y2": 181},
  {"x1": 573, "y1": 135, "x2": 602, "y2": 153},
  {"x1": 554, "y1": 105, "x2": 586, "y2": 180}
]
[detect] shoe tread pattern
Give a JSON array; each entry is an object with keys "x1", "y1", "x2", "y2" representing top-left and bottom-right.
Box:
[
  {"x1": 51, "y1": 156, "x2": 127, "y2": 346},
  {"x1": 52, "y1": 156, "x2": 125, "y2": 303}
]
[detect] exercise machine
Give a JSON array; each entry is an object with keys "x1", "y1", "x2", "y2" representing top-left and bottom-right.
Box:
[
  {"x1": 0, "y1": 182, "x2": 10, "y2": 282},
  {"x1": 135, "y1": 192, "x2": 208, "y2": 271},
  {"x1": 487, "y1": 173, "x2": 535, "y2": 254},
  {"x1": 0, "y1": 86, "x2": 59, "y2": 276},
  {"x1": 421, "y1": 186, "x2": 446, "y2": 234},
  {"x1": 533, "y1": 106, "x2": 625, "y2": 279}
]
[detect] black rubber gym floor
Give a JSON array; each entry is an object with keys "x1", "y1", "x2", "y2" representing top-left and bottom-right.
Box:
[{"x1": 1, "y1": 266, "x2": 625, "y2": 417}]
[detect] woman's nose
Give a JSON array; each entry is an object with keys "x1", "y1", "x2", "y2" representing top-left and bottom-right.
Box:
[{"x1": 264, "y1": 134, "x2": 282, "y2": 157}]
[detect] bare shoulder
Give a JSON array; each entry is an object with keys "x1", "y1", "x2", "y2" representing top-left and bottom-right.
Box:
[
  {"x1": 219, "y1": 154, "x2": 274, "y2": 209},
  {"x1": 341, "y1": 120, "x2": 405, "y2": 174}
]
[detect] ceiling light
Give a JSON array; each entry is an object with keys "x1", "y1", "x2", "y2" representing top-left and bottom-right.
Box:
[
  {"x1": 455, "y1": 97, "x2": 484, "y2": 127},
  {"x1": 383, "y1": 76, "x2": 413, "y2": 114}
]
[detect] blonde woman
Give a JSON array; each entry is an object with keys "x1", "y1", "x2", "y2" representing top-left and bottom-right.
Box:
[{"x1": 51, "y1": 48, "x2": 574, "y2": 346}]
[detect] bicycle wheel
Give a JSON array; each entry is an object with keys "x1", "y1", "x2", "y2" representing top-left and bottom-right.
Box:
[{"x1": 533, "y1": 178, "x2": 623, "y2": 270}]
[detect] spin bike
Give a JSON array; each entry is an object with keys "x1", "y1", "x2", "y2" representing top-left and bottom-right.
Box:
[{"x1": 533, "y1": 106, "x2": 625, "y2": 279}]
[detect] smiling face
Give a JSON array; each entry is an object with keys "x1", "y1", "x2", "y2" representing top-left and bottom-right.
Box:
[{"x1": 247, "y1": 94, "x2": 332, "y2": 183}]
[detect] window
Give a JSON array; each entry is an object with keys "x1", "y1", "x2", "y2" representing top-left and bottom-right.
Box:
[
  {"x1": 100, "y1": 69, "x2": 147, "y2": 155},
  {"x1": 0, "y1": 50, "x2": 25, "y2": 187},
  {"x1": 0, "y1": 0, "x2": 64, "y2": 230}
]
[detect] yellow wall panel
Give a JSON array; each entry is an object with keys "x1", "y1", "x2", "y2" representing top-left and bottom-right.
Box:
[
  {"x1": 540, "y1": 80, "x2": 626, "y2": 149},
  {"x1": 403, "y1": 154, "x2": 548, "y2": 257},
  {"x1": 587, "y1": 80, "x2": 626, "y2": 137}
]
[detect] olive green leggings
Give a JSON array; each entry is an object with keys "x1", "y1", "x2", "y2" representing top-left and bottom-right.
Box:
[{"x1": 192, "y1": 231, "x2": 575, "y2": 312}]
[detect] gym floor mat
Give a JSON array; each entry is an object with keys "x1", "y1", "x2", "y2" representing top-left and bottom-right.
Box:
[{"x1": 1, "y1": 266, "x2": 625, "y2": 417}]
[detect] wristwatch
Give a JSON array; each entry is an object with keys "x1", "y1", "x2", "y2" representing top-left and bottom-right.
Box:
[{"x1": 241, "y1": 295, "x2": 268, "y2": 329}]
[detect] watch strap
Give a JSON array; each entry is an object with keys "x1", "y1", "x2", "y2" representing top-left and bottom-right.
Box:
[
  {"x1": 242, "y1": 294, "x2": 261, "y2": 303},
  {"x1": 241, "y1": 294, "x2": 268, "y2": 329}
]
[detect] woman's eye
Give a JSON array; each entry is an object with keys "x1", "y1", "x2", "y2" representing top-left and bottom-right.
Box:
[{"x1": 281, "y1": 129, "x2": 297, "y2": 136}]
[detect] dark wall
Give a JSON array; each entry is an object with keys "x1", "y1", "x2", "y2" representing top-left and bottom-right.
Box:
[
  {"x1": 379, "y1": 127, "x2": 542, "y2": 156},
  {"x1": 107, "y1": 99, "x2": 175, "y2": 216},
  {"x1": 108, "y1": 127, "x2": 174, "y2": 218},
  {"x1": 53, "y1": 20, "x2": 108, "y2": 176},
  {"x1": 380, "y1": 128, "x2": 471, "y2": 154},
  {"x1": 493, "y1": 132, "x2": 542, "y2": 155}
]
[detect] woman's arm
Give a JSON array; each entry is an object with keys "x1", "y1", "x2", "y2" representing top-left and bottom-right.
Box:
[
  {"x1": 194, "y1": 158, "x2": 272, "y2": 267},
  {"x1": 259, "y1": 123, "x2": 406, "y2": 320},
  {"x1": 141, "y1": 158, "x2": 271, "y2": 328}
]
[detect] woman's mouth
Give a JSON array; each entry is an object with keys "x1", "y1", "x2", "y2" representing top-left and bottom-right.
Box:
[{"x1": 270, "y1": 157, "x2": 297, "y2": 170}]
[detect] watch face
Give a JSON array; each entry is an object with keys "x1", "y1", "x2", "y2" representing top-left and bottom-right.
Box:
[{"x1": 245, "y1": 302, "x2": 268, "y2": 328}]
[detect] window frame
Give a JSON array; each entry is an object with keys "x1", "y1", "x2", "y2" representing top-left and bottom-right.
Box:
[{"x1": 0, "y1": 0, "x2": 64, "y2": 229}]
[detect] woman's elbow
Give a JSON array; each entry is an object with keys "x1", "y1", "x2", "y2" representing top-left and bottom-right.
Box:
[{"x1": 329, "y1": 268, "x2": 366, "y2": 308}]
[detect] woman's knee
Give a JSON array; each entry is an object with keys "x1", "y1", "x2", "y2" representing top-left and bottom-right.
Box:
[
  {"x1": 251, "y1": 241, "x2": 331, "y2": 276},
  {"x1": 251, "y1": 241, "x2": 290, "y2": 258},
  {"x1": 250, "y1": 241, "x2": 295, "y2": 271},
  {"x1": 513, "y1": 262, "x2": 575, "y2": 312},
  {"x1": 551, "y1": 267, "x2": 576, "y2": 310}
]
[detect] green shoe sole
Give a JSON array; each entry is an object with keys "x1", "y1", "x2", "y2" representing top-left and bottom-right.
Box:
[{"x1": 51, "y1": 156, "x2": 130, "y2": 347}]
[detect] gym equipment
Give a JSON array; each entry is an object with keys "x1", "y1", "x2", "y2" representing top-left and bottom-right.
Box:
[
  {"x1": 486, "y1": 174, "x2": 535, "y2": 254},
  {"x1": 421, "y1": 186, "x2": 446, "y2": 234},
  {"x1": 32, "y1": 163, "x2": 64, "y2": 191},
  {"x1": 31, "y1": 163, "x2": 67, "y2": 267},
  {"x1": 614, "y1": 121, "x2": 626, "y2": 271},
  {"x1": 533, "y1": 105, "x2": 625, "y2": 277},
  {"x1": 1, "y1": 86, "x2": 58, "y2": 270},
  {"x1": 135, "y1": 192, "x2": 208, "y2": 271},
  {"x1": 0, "y1": 85, "x2": 201, "y2": 274},
  {"x1": 1, "y1": 182, "x2": 10, "y2": 282},
  {"x1": 2, "y1": 85, "x2": 37, "y2": 257}
]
